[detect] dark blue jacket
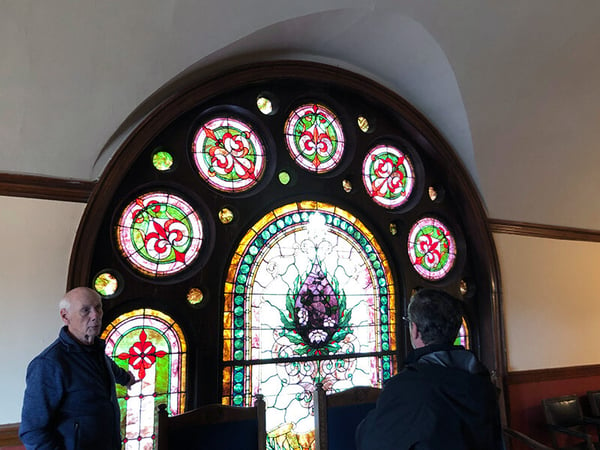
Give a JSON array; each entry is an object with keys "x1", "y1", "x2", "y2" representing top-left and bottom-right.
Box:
[
  {"x1": 20, "y1": 326, "x2": 130, "y2": 450},
  {"x1": 356, "y1": 344, "x2": 504, "y2": 450}
]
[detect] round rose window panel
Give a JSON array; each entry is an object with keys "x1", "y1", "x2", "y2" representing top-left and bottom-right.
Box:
[
  {"x1": 407, "y1": 217, "x2": 457, "y2": 281},
  {"x1": 116, "y1": 192, "x2": 204, "y2": 277},
  {"x1": 284, "y1": 103, "x2": 344, "y2": 173},
  {"x1": 362, "y1": 144, "x2": 415, "y2": 209},
  {"x1": 191, "y1": 117, "x2": 266, "y2": 193}
]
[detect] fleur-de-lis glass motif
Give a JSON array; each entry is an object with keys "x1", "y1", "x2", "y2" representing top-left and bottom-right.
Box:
[
  {"x1": 362, "y1": 144, "x2": 415, "y2": 209},
  {"x1": 407, "y1": 217, "x2": 457, "y2": 280},
  {"x1": 192, "y1": 117, "x2": 266, "y2": 192},
  {"x1": 116, "y1": 192, "x2": 203, "y2": 277},
  {"x1": 285, "y1": 104, "x2": 344, "y2": 174}
]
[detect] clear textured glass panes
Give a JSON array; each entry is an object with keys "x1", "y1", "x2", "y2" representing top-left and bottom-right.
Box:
[
  {"x1": 102, "y1": 309, "x2": 187, "y2": 450},
  {"x1": 278, "y1": 171, "x2": 291, "y2": 185},
  {"x1": 407, "y1": 217, "x2": 457, "y2": 281},
  {"x1": 152, "y1": 149, "x2": 174, "y2": 171},
  {"x1": 191, "y1": 116, "x2": 266, "y2": 193},
  {"x1": 284, "y1": 104, "x2": 344, "y2": 174},
  {"x1": 115, "y1": 192, "x2": 204, "y2": 278},
  {"x1": 187, "y1": 287, "x2": 204, "y2": 305},
  {"x1": 342, "y1": 179, "x2": 352, "y2": 193},
  {"x1": 222, "y1": 201, "x2": 396, "y2": 449},
  {"x1": 257, "y1": 96, "x2": 273, "y2": 115},
  {"x1": 94, "y1": 271, "x2": 119, "y2": 297},
  {"x1": 362, "y1": 144, "x2": 415, "y2": 209},
  {"x1": 357, "y1": 116, "x2": 370, "y2": 133},
  {"x1": 218, "y1": 207, "x2": 234, "y2": 224}
]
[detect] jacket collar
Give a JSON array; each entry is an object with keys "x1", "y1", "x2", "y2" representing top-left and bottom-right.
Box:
[
  {"x1": 59, "y1": 326, "x2": 106, "y2": 353},
  {"x1": 405, "y1": 343, "x2": 489, "y2": 375}
]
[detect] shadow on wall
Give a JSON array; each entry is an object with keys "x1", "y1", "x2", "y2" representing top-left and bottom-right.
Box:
[{"x1": 92, "y1": 8, "x2": 478, "y2": 192}]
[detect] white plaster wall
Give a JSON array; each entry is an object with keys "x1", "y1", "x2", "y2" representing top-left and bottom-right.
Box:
[
  {"x1": 0, "y1": 196, "x2": 84, "y2": 424},
  {"x1": 495, "y1": 233, "x2": 600, "y2": 371}
]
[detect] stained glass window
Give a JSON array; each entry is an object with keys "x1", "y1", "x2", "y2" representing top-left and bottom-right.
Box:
[
  {"x1": 115, "y1": 191, "x2": 204, "y2": 278},
  {"x1": 222, "y1": 201, "x2": 396, "y2": 449},
  {"x1": 362, "y1": 144, "x2": 415, "y2": 209},
  {"x1": 407, "y1": 217, "x2": 457, "y2": 281},
  {"x1": 191, "y1": 116, "x2": 266, "y2": 193},
  {"x1": 285, "y1": 104, "x2": 344, "y2": 174},
  {"x1": 455, "y1": 318, "x2": 469, "y2": 348},
  {"x1": 102, "y1": 309, "x2": 187, "y2": 450},
  {"x1": 71, "y1": 63, "x2": 500, "y2": 450}
]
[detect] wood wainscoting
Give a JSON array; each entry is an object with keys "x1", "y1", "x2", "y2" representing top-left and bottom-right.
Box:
[
  {"x1": 0, "y1": 423, "x2": 21, "y2": 448},
  {"x1": 506, "y1": 364, "x2": 600, "y2": 449}
]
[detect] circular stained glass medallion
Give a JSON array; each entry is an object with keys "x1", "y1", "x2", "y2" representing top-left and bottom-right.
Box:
[
  {"x1": 191, "y1": 117, "x2": 266, "y2": 193},
  {"x1": 284, "y1": 104, "x2": 344, "y2": 173},
  {"x1": 116, "y1": 192, "x2": 204, "y2": 277},
  {"x1": 362, "y1": 144, "x2": 415, "y2": 209},
  {"x1": 407, "y1": 217, "x2": 457, "y2": 281},
  {"x1": 152, "y1": 148, "x2": 174, "y2": 171},
  {"x1": 94, "y1": 271, "x2": 119, "y2": 297}
]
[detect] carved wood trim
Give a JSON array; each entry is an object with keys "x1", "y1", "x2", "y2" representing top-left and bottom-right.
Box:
[
  {"x1": 506, "y1": 364, "x2": 600, "y2": 385},
  {"x1": 0, "y1": 173, "x2": 95, "y2": 203},
  {"x1": 0, "y1": 422, "x2": 21, "y2": 446},
  {"x1": 489, "y1": 218, "x2": 600, "y2": 242}
]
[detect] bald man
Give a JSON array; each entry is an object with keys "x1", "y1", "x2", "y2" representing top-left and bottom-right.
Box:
[{"x1": 20, "y1": 287, "x2": 135, "y2": 450}]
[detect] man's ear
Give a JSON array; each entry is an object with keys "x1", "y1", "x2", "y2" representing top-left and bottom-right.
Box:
[{"x1": 60, "y1": 308, "x2": 69, "y2": 325}]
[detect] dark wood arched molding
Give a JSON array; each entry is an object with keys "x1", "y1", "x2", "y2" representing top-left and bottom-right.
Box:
[{"x1": 67, "y1": 60, "x2": 505, "y2": 410}]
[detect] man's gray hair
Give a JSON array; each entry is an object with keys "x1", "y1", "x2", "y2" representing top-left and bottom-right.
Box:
[
  {"x1": 58, "y1": 296, "x2": 71, "y2": 312},
  {"x1": 407, "y1": 289, "x2": 464, "y2": 346}
]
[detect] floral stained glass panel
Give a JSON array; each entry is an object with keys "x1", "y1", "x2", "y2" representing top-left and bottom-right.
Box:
[
  {"x1": 362, "y1": 144, "x2": 415, "y2": 209},
  {"x1": 191, "y1": 116, "x2": 266, "y2": 193},
  {"x1": 284, "y1": 104, "x2": 344, "y2": 173},
  {"x1": 223, "y1": 201, "x2": 396, "y2": 449},
  {"x1": 407, "y1": 217, "x2": 457, "y2": 281},
  {"x1": 115, "y1": 192, "x2": 204, "y2": 278},
  {"x1": 102, "y1": 309, "x2": 186, "y2": 450}
]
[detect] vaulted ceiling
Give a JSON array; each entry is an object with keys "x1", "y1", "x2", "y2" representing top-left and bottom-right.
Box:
[{"x1": 2, "y1": 1, "x2": 599, "y2": 229}]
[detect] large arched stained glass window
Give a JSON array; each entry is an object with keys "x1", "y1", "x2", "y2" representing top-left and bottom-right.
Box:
[
  {"x1": 222, "y1": 200, "x2": 396, "y2": 449},
  {"x1": 102, "y1": 309, "x2": 187, "y2": 450},
  {"x1": 70, "y1": 61, "x2": 503, "y2": 450}
]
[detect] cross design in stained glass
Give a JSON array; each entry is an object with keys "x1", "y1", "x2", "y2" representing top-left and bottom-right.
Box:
[
  {"x1": 191, "y1": 116, "x2": 266, "y2": 192},
  {"x1": 115, "y1": 192, "x2": 203, "y2": 277},
  {"x1": 407, "y1": 217, "x2": 457, "y2": 280},
  {"x1": 285, "y1": 104, "x2": 344, "y2": 173},
  {"x1": 117, "y1": 329, "x2": 167, "y2": 379},
  {"x1": 222, "y1": 201, "x2": 396, "y2": 449},
  {"x1": 362, "y1": 144, "x2": 415, "y2": 209}
]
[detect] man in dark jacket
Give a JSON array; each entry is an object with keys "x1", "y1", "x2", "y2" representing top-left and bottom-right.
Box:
[
  {"x1": 20, "y1": 287, "x2": 135, "y2": 450},
  {"x1": 356, "y1": 289, "x2": 504, "y2": 450}
]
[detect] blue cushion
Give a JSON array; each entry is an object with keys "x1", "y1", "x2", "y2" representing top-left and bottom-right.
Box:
[
  {"x1": 169, "y1": 419, "x2": 258, "y2": 450},
  {"x1": 327, "y1": 403, "x2": 376, "y2": 450}
]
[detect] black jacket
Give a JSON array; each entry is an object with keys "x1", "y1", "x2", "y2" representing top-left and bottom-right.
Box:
[
  {"x1": 356, "y1": 344, "x2": 504, "y2": 450},
  {"x1": 20, "y1": 326, "x2": 130, "y2": 450}
]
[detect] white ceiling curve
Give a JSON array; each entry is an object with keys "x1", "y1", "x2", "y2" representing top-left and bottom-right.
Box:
[{"x1": 2, "y1": 1, "x2": 599, "y2": 229}]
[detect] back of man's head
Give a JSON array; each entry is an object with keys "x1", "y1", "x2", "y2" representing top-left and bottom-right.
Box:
[{"x1": 407, "y1": 289, "x2": 463, "y2": 346}]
